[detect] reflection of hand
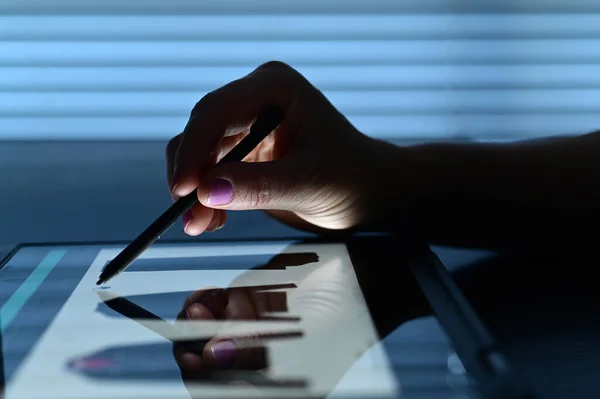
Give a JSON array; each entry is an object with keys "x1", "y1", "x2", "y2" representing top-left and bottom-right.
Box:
[
  {"x1": 173, "y1": 286, "x2": 279, "y2": 372},
  {"x1": 172, "y1": 254, "x2": 388, "y2": 395}
]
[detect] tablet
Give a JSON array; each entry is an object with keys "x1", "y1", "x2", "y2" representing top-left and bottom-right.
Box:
[{"x1": 0, "y1": 238, "x2": 405, "y2": 399}]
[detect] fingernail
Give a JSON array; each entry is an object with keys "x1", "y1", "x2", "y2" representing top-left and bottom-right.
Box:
[
  {"x1": 185, "y1": 306, "x2": 195, "y2": 320},
  {"x1": 186, "y1": 303, "x2": 207, "y2": 320},
  {"x1": 182, "y1": 211, "x2": 192, "y2": 231},
  {"x1": 210, "y1": 340, "x2": 238, "y2": 368},
  {"x1": 207, "y1": 179, "x2": 234, "y2": 206},
  {"x1": 170, "y1": 168, "x2": 180, "y2": 194}
]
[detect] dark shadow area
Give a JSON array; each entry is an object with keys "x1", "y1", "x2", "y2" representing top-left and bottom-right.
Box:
[
  {"x1": 345, "y1": 236, "x2": 433, "y2": 339},
  {"x1": 450, "y1": 244, "x2": 600, "y2": 399}
]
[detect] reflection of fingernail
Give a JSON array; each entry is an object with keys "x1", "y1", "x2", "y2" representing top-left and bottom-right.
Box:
[
  {"x1": 186, "y1": 304, "x2": 200, "y2": 320},
  {"x1": 211, "y1": 340, "x2": 238, "y2": 368},
  {"x1": 182, "y1": 211, "x2": 192, "y2": 232},
  {"x1": 207, "y1": 179, "x2": 234, "y2": 206}
]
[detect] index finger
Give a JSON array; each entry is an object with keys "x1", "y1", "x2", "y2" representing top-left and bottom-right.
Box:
[{"x1": 171, "y1": 61, "x2": 295, "y2": 198}]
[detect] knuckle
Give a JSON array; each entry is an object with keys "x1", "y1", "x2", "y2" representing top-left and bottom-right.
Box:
[
  {"x1": 191, "y1": 89, "x2": 222, "y2": 115},
  {"x1": 244, "y1": 175, "x2": 273, "y2": 208},
  {"x1": 257, "y1": 60, "x2": 293, "y2": 73}
]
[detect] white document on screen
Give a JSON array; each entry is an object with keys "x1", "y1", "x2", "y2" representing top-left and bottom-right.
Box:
[{"x1": 5, "y1": 242, "x2": 399, "y2": 399}]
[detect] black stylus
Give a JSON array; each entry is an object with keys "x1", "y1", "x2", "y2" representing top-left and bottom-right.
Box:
[{"x1": 96, "y1": 107, "x2": 284, "y2": 285}]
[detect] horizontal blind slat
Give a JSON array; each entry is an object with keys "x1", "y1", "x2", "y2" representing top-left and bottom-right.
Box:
[
  {"x1": 3, "y1": 40, "x2": 600, "y2": 66},
  {"x1": 3, "y1": 0, "x2": 600, "y2": 14},
  {"x1": 3, "y1": 66, "x2": 600, "y2": 90},
  {"x1": 2, "y1": 90, "x2": 600, "y2": 115},
  {"x1": 1, "y1": 10, "x2": 599, "y2": 140},
  {"x1": 2, "y1": 115, "x2": 596, "y2": 139},
  {"x1": 3, "y1": 15, "x2": 600, "y2": 40}
]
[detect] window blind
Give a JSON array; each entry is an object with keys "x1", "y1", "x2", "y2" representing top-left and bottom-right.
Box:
[{"x1": 1, "y1": 1, "x2": 600, "y2": 141}]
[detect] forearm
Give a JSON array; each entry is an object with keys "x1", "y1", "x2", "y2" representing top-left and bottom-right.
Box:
[{"x1": 372, "y1": 131, "x2": 600, "y2": 247}]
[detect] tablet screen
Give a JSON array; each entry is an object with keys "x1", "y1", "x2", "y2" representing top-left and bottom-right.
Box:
[{"x1": 0, "y1": 241, "x2": 398, "y2": 399}]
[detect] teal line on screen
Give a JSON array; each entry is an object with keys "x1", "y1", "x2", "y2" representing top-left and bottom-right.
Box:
[{"x1": 0, "y1": 249, "x2": 66, "y2": 332}]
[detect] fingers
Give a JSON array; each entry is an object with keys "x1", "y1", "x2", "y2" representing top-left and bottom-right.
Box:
[
  {"x1": 197, "y1": 152, "x2": 320, "y2": 213},
  {"x1": 166, "y1": 133, "x2": 182, "y2": 193},
  {"x1": 182, "y1": 203, "x2": 214, "y2": 236},
  {"x1": 170, "y1": 61, "x2": 297, "y2": 199},
  {"x1": 182, "y1": 206, "x2": 227, "y2": 236},
  {"x1": 222, "y1": 287, "x2": 260, "y2": 320},
  {"x1": 175, "y1": 288, "x2": 269, "y2": 373},
  {"x1": 167, "y1": 132, "x2": 247, "y2": 192},
  {"x1": 202, "y1": 338, "x2": 268, "y2": 370},
  {"x1": 176, "y1": 339, "x2": 268, "y2": 373},
  {"x1": 183, "y1": 288, "x2": 228, "y2": 313},
  {"x1": 168, "y1": 133, "x2": 225, "y2": 236},
  {"x1": 204, "y1": 210, "x2": 221, "y2": 233}
]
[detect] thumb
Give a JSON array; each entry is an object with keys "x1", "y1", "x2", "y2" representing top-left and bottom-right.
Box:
[{"x1": 197, "y1": 157, "x2": 318, "y2": 212}]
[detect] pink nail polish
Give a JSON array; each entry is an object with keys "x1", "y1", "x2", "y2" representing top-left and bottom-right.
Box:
[{"x1": 207, "y1": 179, "x2": 234, "y2": 206}]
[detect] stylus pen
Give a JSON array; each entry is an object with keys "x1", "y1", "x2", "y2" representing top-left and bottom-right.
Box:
[
  {"x1": 409, "y1": 252, "x2": 537, "y2": 399},
  {"x1": 96, "y1": 107, "x2": 284, "y2": 285}
]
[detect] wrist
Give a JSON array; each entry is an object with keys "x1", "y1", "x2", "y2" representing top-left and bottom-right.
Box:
[{"x1": 357, "y1": 137, "x2": 443, "y2": 230}]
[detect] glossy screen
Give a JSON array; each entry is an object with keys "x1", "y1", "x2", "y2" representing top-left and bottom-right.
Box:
[{"x1": 0, "y1": 241, "x2": 398, "y2": 399}]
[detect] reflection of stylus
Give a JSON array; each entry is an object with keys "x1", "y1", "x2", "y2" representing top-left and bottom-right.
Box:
[
  {"x1": 96, "y1": 290, "x2": 209, "y2": 352},
  {"x1": 96, "y1": 290, "x2": 303, "y2": 353},
  {"x1": 409, "y1": 253, "x2": 537, "y2": 399}
]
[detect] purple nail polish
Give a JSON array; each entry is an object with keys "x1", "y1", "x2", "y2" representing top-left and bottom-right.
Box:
[
  {"x1": 210, "y1": 340, "x2": 238, "y2": 368},
  {"x1": 182, "y1": 211, "x2": 192, "y2": 230},
  {"x1": 207, "y1": 179, "x2": 234, "y2": 206}
]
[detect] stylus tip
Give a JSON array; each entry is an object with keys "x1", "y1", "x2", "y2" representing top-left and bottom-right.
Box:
[{"x1": 96, "y1": 278, "x2": 104, "y2": 286}]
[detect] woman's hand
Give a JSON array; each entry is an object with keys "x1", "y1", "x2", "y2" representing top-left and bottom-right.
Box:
[{"x1": 166, "y1": 61, "x2": 413, "y2": 235}]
